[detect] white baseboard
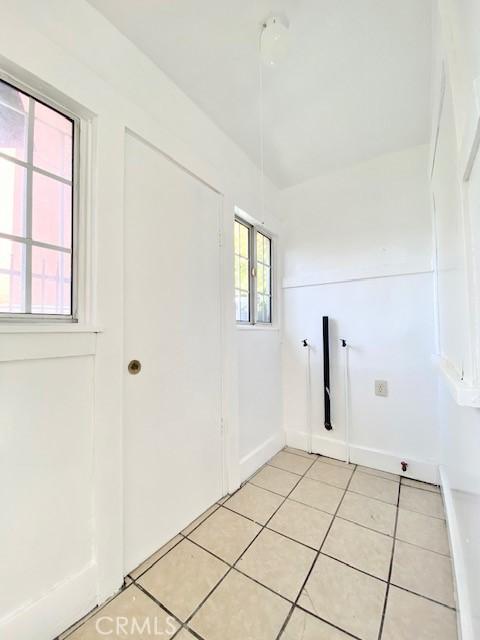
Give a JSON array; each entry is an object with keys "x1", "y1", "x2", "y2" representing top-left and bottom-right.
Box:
[
  {"x1": 240, "y1": 431, "x2": 285, "y2": 482},
  {"x1": 350, "y1": 444, "x2": 439, "y2": 484},
  {"x1": 285, "y1": 430, "x2": 438, "y2": 483},
  {"x1": 439, "y1": 466, "x2": 474, "y2": 640},
  {"x1": 286, "y1": 429, "x2": 347, "y2": 460},
  {"x1": 0, "y1": 562, "x2": 98, "y2": 640}
]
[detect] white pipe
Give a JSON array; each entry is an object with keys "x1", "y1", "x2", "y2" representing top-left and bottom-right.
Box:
[
  {"x1": 341, "y1": 339, "x2": 351, "y2": 463},
  {"x1": 304, "y1": 340, "x2": 313, "y2": 453}
]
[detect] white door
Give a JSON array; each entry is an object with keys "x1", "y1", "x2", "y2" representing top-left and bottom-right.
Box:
[{"x1": 123, "y1": 132, "x2": 223, "y2": 573}]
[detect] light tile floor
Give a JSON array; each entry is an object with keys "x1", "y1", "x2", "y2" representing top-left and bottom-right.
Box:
[{"x1": 58, "y1": 447, "x2": 458, "y2": 640}]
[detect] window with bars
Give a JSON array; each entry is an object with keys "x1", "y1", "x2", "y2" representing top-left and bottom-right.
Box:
[
  {"x1": 0, "y1": 77, "x2": 75, "y2": 319},
  {"x1": 234, "y1": 216, "x2": 272, "y2": 324}
]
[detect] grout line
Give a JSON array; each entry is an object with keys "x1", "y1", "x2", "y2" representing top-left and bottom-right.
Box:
[
  {"x1": 133, "y1": 582, "x2": 190, "y2": 632},
  {"x1": 263, "y1": 525, "x2": 320, "y2": 552},
  {"x1": 389, "y1": 583, "x2": 457, "y2": 612},
  {"x1": 183, "y1": 455, "x2": 318, "y2": 630},
  {"x1": 400, "y1": 475, "x2": 441, "y2": 491},
  {"x1": 397, "y1": 503, "x2": 447, "y2": 521},
  {"x1": 171, "y1": 626, "x2": 206, "y2": 640},
  {"x1": 217, "y1": 501, "x2": 323, "y2": 553},
  {"x1": 57, "y1": 453, "x2": 451, "y2": 640},
  {"x1": 267, "y1": 461, "x2": 307, "y2": 476},
  {"x1": 128, "y1": 533, "x2": 186, "y2": 581},
  {"x1": 401, "y1": 483, "x2": 441, "y2": 494},
  {"x1": 134, "y1": 453, "x2": 316, "y2": 636},
  {"x1": 319, "y1": 551, "x2": 389, "y2": 584},
  {"x1": 377, "y1": 473, "x2": 401, "y2": 640},
  {"x1": 179, "y1": 504, "x2": 221, "y2": 537},
  {"x1": 333, "y1": 514, "x2": 394, "y2": 539},
  {"x1": 294, "y1": 604, "x2": 364, "y2": 640},
  {"x1": 274, "y1": 462, "x2": 358, "y2": 640},
  {"x1": 347, "y1": 487, "x2": 399, "y2": 506},
  {"x1": 282, "y1": 447, "x2": 318, "y2": 461}
]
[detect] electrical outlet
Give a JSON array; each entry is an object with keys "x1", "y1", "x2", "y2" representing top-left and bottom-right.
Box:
[{"x1": 375, "y1": 380, "x2": 388, "y2": 397}]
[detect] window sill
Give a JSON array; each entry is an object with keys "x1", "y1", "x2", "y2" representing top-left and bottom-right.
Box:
[
  {"x1": 437, "y1": 356, "x2": 480, "y2": 408},
  {"x1": 236, "y1": 324, "x2": 280, "y2": 332}
]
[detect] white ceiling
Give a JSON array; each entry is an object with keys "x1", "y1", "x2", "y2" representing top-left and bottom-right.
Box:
[{"x1": 87, "y1": 0, "x2": 432, "y2": 188}]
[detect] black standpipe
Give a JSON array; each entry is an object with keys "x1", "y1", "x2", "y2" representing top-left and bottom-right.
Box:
[{"x1": 323, "y1": 316, "x2": 333, "y2": 431}]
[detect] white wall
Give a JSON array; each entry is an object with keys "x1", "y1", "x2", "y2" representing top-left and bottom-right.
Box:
[
  {"x1": 236, "y1": 208, "x2": 284, "y2": 482},
  {"x1": 281, "y1": 145, "x2": 439, "y2": 480},
  {"x1": 0, "y1": 346, "x2": 95, "y2": 626},
  {"x1": 238, "y1": 327, "x2": 283, "y2": 480},
  {"x1": 0, "y1": 2, "x2": 282, "y2": 638},
  {"x1": 432, "y1": 3, "x2": 480, "y2": 638}
]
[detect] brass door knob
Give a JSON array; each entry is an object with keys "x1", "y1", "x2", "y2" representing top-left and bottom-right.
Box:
[{"x1": 128, "y1": 359, "x2": 141, "y2": 375}]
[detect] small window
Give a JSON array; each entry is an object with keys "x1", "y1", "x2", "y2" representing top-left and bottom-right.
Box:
[
  {"x1": 0, "y1": 77, "x2": 75, "y2": 318},
  {"x1": 234, "y1": 216, "x2": 272, "y2": 324}
]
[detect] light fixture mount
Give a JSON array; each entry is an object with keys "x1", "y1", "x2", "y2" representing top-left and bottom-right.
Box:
[{"x1": 260, "y1": 15, "x2": 290, "y2": 67}]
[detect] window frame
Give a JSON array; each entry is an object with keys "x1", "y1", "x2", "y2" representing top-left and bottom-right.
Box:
[
  {"x1": 234, "y1": 214, "x2": 273, "y2": 326},
  {"x1": 0, "y1": 72, "x2": 80, "y2": 323}
]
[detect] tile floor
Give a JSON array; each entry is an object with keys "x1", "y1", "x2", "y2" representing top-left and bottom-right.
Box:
[{"x1": 58, "y1": 448, "x2": 458, "y2": 640}]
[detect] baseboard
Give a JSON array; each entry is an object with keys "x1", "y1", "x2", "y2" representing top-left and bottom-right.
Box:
[
  {"x1": 439, "y1": 466, "x2": 474, "y2": 640},
  {"x1": 0, "y1": 562, "x2": 98, "y2": 640},
  {"x1": 240, "y1": 431, "x2": 285, "y2": 482},
  {"x1": 350, "y1": 444, "x2": 439, "y2": 484},
  {"x1": 286, "y1": 429, "x2": 347, "y2": 460},
  {"x1": 285, "y1": 430, "x2": 438, "y2": 483}
]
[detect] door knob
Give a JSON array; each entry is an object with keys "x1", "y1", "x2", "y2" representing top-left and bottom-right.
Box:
[{"x1": 128, "y1": 359, "x2": 141, "y2": 375}]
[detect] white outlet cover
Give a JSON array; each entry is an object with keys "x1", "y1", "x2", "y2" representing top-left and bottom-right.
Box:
[{"x1": 375, "y1": 380, "x2": 388, "y2": 397}]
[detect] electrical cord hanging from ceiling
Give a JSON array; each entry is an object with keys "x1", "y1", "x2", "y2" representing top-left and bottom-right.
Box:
[{"x1": 258, "y1": 24, "x2": 266, "y2": 227}]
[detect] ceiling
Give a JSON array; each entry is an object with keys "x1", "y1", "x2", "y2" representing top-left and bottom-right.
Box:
[{"x1": 87, "y1": 0, "x2": 433, "y2": 188}]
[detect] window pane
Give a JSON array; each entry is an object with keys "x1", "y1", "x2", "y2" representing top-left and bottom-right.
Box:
[
  {"x1": 263, "y1": 235, "x2": 271, "y2": 265},
  {"x1": 32, "y1": 171, "x2": 72, "y2": 248},
  {"x1": 238, "y1": 223, "x2": 249, "y2": 258},
  {"x1": 256, "y1": 231, "x2": 264, "y2": 262},
  {"x1": 31, "y1": 246, "x2": 71, "y2": 315},
  {"x1": 234, "y1": 219, "x2": 251, "y2": 322},
  {"x1": 234, "y1": 220, "x2": 240, "y2": 253},
  {"x1": 255, "y1": 232, "x2": 271, "y2": 322},
  {"x1": 240, "y1": 293, "x2": 249, "y2": 322},
  {"x1": 239, "y1": 257, "x2": 249, "y2": 291},
  {"x1": 0, "y1": 81, "x2": 29, "y2": 162},
  {"x1": 257, "y1": 294, "x2": 271, "y2": 323},
  {"x1": 264, "y1": 265, "x2": 271, "y2": 294},
  {"x1": 257, "y1": 232, "x2": 271, "y2": 266},
  {"x1": 33, "y1": 102, "x2": 73, "y2": 180},
  {"x1": 0, "y1": 238, "x2": 25, "y2": 313},
  {"x1": 0, "y1": 157, "x2": 26, "y2": 237},
  {"x1": 257, "y1": 264, "x2": 265, "y2": 294}
]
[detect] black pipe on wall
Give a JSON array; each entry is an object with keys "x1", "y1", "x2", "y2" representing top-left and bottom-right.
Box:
[{"x1": 323, "y1": 316, "x2": 333, "y2": 430}]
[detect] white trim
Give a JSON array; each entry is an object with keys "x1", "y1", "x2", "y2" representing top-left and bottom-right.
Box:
[
  {"x1": 285, "y1": 429, "x2": 439, "y2": 483},
  {"x1": 439, "y1": 465, "x2": 474, "y2": 640},
  {"x1": 350, "y1": 444, "x2": 438, "y2": 484},
  {"x1": 282, "y1": 263, "x2": 433, "y2": 289},
  {"x1": 0, "y1": 562, "x2": 97, "y2": 640},
  {"x1": 459, "y1": 74, "x2": 480, "y2": 182},
  {"x1": 239, "y1": 432, "x2": 285, "y2": 482},
  {"x1": 0, "y1": 323, "x2": 100, "y2": 333},
  {"x1": 285, "y1": 429, "x2": 346, "y2": 461},
  {"x1": 437, "y1": 356, "x2": 480, "y2": 408},
  {"x1": 0, "y1": 330, "x2": 96, "y2": 361},
  {"x1": 236, "y1": 325, "x2": 280, "y2": 332}
]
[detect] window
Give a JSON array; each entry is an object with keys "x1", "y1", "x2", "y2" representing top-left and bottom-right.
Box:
[
  {"x1": 234, "y1": 216, "x2": 272, "y2": 324},
  {"x1": 0, "y1": 77, "x2": 75, "y2": 318}
]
